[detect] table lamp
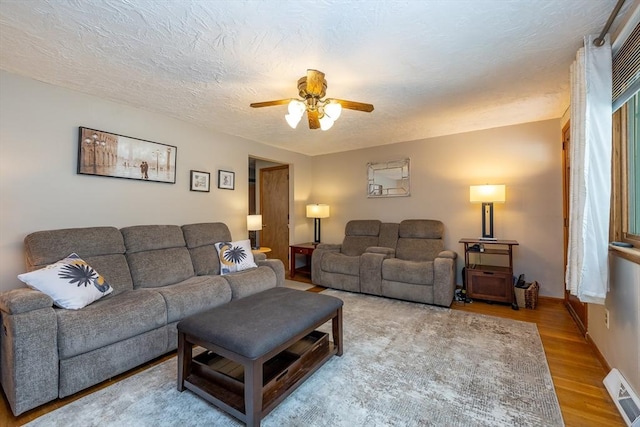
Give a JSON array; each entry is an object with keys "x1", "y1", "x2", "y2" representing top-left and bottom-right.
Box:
[
  {"x1": 469, "y1": 185, "x2": 506, "y2": 240},
  {"x1": 306, "y1": 204, "x2": 330, "y2": 244},
  {"x1": 247, "y1": 214, "x2": 263, "y2": 249}
]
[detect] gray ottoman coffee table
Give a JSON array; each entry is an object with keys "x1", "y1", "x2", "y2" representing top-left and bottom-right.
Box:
[{"x1": 177, "y1": 287, "x2": 343, "y2": 427}]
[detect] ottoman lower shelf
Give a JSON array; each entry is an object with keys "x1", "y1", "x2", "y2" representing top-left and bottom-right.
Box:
[{"x1": 183, "y1": 330, "x2": 335, "y2": 421}]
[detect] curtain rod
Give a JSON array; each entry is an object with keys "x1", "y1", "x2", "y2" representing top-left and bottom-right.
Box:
[{"x1": 594, "y1": 0, "x2": 626, "y2": 46}]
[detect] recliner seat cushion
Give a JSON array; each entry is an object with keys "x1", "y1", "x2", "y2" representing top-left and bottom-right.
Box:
[
  {"x1": 321, "y1": 252, "x2": 360, "y2": 276},
  {"x1": 382, "y1": 258, "x2": 434, "y2": 285},
  {"x1": 56, "y1": 289, "x2": 167, "y2": 359}
]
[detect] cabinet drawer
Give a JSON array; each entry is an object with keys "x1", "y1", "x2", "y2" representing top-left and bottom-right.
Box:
[
  {"x1": 293, "y1": 247, "x2": 313, "y2": 255},
  {"x1": 467, "y1": 269, "x2": 513, "y2": 303}
]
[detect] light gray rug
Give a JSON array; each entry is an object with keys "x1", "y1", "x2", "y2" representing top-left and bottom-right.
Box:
[{"x1": 26, "y1": 290, "x2": 564, "y2": 427}]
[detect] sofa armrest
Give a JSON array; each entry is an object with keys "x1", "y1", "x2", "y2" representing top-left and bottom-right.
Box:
[
  {"x1": 253, "y1": 252, "x2": 267, "y2": 262},
  {"x1": 0, "y1": 289, "x2": 58, "y2": 415},
  {"x1": 360, "y1": 252, "x2": 390, "y2": 295},
  {"x1": 311, "y1": 245, "x2": 341, "y2": 285},
  {"x1": 0, "y1": 288, "x2": 53, "y2": 315},
  {"x1": 366, "y1": 246, "x2": 396, "y2": 257},
  {"x1": 437, "y1": 250, "x2": 457, "y2": 260},
  {"x1": 255, "y1": 259, "x2": 285, "y2": 287},
  {"x1": 433, "y1": 256, "x2": 457, "y2": 307}
]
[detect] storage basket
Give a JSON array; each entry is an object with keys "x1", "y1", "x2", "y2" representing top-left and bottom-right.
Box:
[{"x1": 515, "y1": 281, "x2": 539, "y2": 309}]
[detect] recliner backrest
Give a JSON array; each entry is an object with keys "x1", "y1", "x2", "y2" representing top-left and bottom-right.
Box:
[
  {"x1": 341, "y1": 220, "x2": 381, "y2": 256},
  {"x1": 182, "y1": 222, "x2": 232, "y2": 276},
  {"x1": 23, "y1": 226, "x2": 133, "y2": 296},
  {"x1": 121, "y1": 225, "x2": 194, "y2": 288},
  {"x1": 395, "y1": 219, "x2": 444, "y2": 262}
]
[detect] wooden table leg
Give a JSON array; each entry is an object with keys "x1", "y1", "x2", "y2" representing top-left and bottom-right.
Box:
[
  {"x1": 244, "y1": 359, "x2": 264, "y2": 427},
  {"x1": 177, "y1": 331, "x2": 192, "y2": 392},
  {"x1": 332, "y1": 307, "x2": 343, "y2": 356}
]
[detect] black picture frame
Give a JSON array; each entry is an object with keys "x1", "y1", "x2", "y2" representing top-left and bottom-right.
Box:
[
  {"x1": 77, "y1": 127, "x2": 177, "y2": 184},
  {"x1": 218, "y1": 170, "x2": 235, "y2": 190},
  {"x1": 190, "y1": 170, "x2": 210, "y2": 192}
]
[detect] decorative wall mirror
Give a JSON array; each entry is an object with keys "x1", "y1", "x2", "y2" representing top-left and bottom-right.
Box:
[{"x1": 367, "y1": 159, "x2": 410, "y2": 197}]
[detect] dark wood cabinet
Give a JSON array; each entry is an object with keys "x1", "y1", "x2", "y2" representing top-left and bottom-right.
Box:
[
  {"x1": 289, "y1": 243, "x2": 316, "y2": 278},
  {"x1": 459, "y1": 238, "x2": 519, "y2": 304}
]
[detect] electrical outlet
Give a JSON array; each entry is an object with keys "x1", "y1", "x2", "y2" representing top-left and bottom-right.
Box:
[{"x1": 605, "y1": 309, "x2": 610, "y2": 329}]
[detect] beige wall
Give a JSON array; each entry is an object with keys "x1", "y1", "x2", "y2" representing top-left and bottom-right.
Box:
[
  {"x1": 0, "y1": 71, "x2": 313, "y2": 292},
  {"x1": 310, "y1": 119, "x2": 565, "y2": 297},
  {"x1": 589, "y1": 255, "x2": 640, "y2": 395}
]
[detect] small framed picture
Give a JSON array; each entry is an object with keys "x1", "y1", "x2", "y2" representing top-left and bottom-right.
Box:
[
  {"x1": 190, "y1": 170, "x2": 210, "y2": 192},
  {"x1": 218, "y1": 170, "x2": 235, "y2": 190}
]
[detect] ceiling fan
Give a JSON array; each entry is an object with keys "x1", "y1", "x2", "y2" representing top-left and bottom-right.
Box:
[{"x1": 250, "y1": 69, "x2": 374, "y2": 131}]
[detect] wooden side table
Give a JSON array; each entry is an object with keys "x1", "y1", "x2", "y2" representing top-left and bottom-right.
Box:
[
  {"x1": 289, "y1": 243, "x2": 316, "y2": 279},
  {"x1": 459, "y1": 238, "x2": 519, "y2": 305},
  {"x1": 251, "y1": 247, "x2": 271, "y2": 256}
]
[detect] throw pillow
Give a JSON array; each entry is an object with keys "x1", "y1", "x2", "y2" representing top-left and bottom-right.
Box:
[
  {"x1": 17, "y1": 253, "x2": 113, "y2": 310},
  {"x1": 214, "y1": 239, "x2": 257, "y2": 275}
]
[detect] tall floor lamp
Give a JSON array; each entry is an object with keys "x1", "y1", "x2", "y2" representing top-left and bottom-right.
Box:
[
  {"x1": 306, "y1": 204, "x2": 330, "y2": 244},
  {"x1": 247, "y1": 214, "x2": 263, "y2": 249},
  {"x1": 469, "y1": 185, "x2": 506, "y2": 240}
]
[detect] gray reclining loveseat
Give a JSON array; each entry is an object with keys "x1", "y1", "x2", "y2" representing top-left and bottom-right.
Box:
[
  {"x1": 0, "y1": 222, "x2": 284, "y2": 416},
  {"x1": 312, "y1": 219, "x2": 456, "y2": 307}
]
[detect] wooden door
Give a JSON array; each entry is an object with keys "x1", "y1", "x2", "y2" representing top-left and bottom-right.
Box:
[
  {"x1": 260, "y1": 165, "x2": 289, "y2": 269},
  {"x1": 562, "y1": 121, "x2": 588, "y2": 335}
]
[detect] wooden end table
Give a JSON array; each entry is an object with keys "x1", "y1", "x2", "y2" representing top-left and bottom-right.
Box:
[{"x1": 289, "y1": 242, "x2": 316, "y2": 279}]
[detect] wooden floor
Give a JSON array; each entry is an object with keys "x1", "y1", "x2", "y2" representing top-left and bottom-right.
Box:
[{"x1": 0, "y1": 275, "x2": 624, "y2": 427}]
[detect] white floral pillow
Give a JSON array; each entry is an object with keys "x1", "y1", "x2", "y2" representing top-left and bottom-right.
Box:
[
  {"x1": 214, "y1": 239, "x2": 257, "y2": 275},
  {"x1": 18, "y1": 253, "x2": 113, "y2": 309}
]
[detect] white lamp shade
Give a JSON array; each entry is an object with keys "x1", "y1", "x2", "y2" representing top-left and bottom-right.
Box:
[
  {"x1": 319, "y1": 115, "x2": 334, "y2": 131},
  {"x1": 324, "y1": 102, "x2": 342, "y2": 120},
  {"x1": 288, "y1": 100, "x2": 306, "y2": 116},
  {"x1": 469, "y1": 185, "x2": 506, "y2": 203},
  {"x1": 306, "y1": 204, "x2": 330, "y2": 218},
  {"x1": 247, "y1": 214, "x2": 263, "y2": 231},
  {"x1": 285, "y1": 113, "x2": 302, "y2": 129}
]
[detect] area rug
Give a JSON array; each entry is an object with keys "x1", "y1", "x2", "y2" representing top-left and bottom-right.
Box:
[{"x1": 26, "y1": 290, "x2": 564, "y2": 427}]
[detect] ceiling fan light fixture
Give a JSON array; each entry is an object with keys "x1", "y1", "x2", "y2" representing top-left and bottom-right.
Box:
[
  {"x1": 324, "y1": 101, "x2": 342, "y2": 120},
  {"x1": 285, "y1": 113, "x2": 302, "y2": 129},
  {"x1": 288, "y1": 99, "x2": 306, "y2": 117},
  {"x1": 319, "y1": 114, "x2": 335, "y2": 131}
]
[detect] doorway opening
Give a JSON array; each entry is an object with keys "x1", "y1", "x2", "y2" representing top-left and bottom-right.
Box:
[{"x1": 249, "y1": 157, "x2": 290, "y2": 271}]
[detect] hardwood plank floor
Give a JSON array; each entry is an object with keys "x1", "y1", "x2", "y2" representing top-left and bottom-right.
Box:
[{"x1": 0, "y1": 277, "x2": 624, "y2": 426}]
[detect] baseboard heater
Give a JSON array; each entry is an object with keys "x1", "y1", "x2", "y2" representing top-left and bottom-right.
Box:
[{"x1": 604, "y1": 368, "x2": 640, "y2": 426}]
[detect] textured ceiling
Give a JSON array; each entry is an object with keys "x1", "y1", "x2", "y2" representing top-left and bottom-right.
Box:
[{"x1": 0, "y1": 0, "x2": 634, "y2": 156}]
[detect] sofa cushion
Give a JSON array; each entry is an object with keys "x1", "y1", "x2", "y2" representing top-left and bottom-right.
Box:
[
  {"x1": 154, "y1": 275, "x2": 232, "y2": 323},
  {"x1": 121, "y1": 225, "x2": 195, "y2": 288},
  {"x1": 214, "y1": 240, "x2": 257, "y2": 275},
  {"x1": 23, "y1": 226, "x2": 133, "y2": 295},
  {"x1": 56, "y1": 289, "x2": 167, "y2": 359},
  {"x1": 341, "y1": 220, "x2": 381, "y2": 256},
  {"x1": 221, "y1": 265, "x2": 277, "y2": 299},
  {"x1": 396, "y1": 220, "x2": 445, "y2": 261},
  {"x1": 18, "y1": 253, "x2": 113, "y2": 310},
  {"x1": 382, "y1": 258, "x2": 434, "y2": 285},
  {"x1": 321, "y1": 252, "x2": 360, "y2": 276},
  {"x1": 182, "y1": 223, "x2": 233, "y2": 276},
  {"x1": 126, "y1": 247, "x2": 195, "y2": 288}
]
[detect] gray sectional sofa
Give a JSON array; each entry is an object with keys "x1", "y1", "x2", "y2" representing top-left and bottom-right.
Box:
[
  {"x1": 312, "y1": 219, "x2": 457, "y2": 307},
  {"x1": 0, "y1": 222, "x2": 284, "y2": 416}
]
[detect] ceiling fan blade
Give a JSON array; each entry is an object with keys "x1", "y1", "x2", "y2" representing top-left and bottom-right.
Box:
[
  {"x1": 306, "y1": 69, "x2": 326, "y2": 97},
  {"x1": 332, "y1": 99, "x2": 374, "y2": 112},
  {"x1": 250, "y1": 99, "x2": 292, "y2": 108},
  {"x1": 307, "y1": 110, "x2": 320, "y2": 129}
]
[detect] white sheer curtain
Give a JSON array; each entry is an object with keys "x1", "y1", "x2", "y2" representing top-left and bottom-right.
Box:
[{"x1": 565, "y1": 35, "x2": 612, "y2": 305}]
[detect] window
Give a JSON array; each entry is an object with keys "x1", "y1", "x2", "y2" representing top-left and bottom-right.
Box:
[
  {"x1": 629, "y1": 93, "x2": 639, "y2": 237},
  {"x1": 612, "y1": 91, "x2": 640, "y2": 258}
]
